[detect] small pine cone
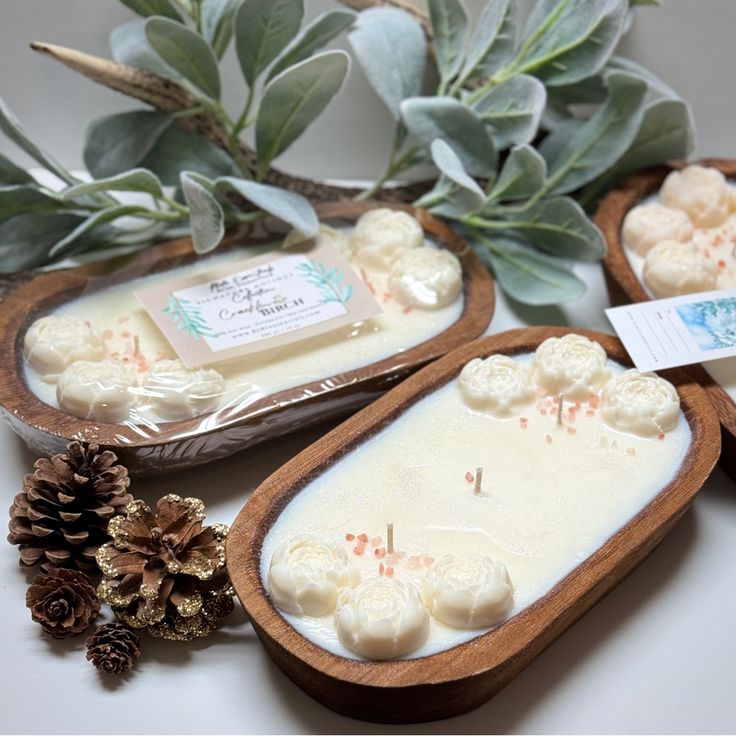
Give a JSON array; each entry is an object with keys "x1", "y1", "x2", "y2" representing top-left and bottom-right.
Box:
[
  {"x1": 96, "y1": 494, "x2": 232, "y2": 640},
  {"x1": 86, "y1": 623, "x2": 141, "y2": 675},
  {"x1": 8, "y1": 441, "x2": 133, "y2": 572},
  {"x1": 26, "y1": 568, "x2": 101, "y2": 638}
]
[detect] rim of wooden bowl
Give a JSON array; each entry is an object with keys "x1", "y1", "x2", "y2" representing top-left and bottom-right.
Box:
[
  {"x1": 0, "y1": 201, "x2": 494, "y2": 452},
  {"x1": 227, "y1": 326, "x2": 721, "y2": 722},
  {"x1": 597, "y1": 158, "x2": 736, "y2": 474}
]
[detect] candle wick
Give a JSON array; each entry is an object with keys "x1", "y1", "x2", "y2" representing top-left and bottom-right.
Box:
[
  {"x1": 134, "y1": 335, "x2": 141, "y2": 357},
  {"x1": 386, "y1": 523, "x2": 394, "y2": 555},
  {"x1": 474, "y1": 467, "x2": 483, "y2": 495},
  {"x1": 557, "y1": 394, "x2": 563, "y2": 426}
]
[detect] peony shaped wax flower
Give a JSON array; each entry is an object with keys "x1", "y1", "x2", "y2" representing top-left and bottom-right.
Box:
[
  {"x1": 24, "y1": 316, "x2": 105, "y2": 377},
  {"x1": 459, "y1": 355, "x2": 535, "y2": 416},
  {"x1": 57, "y1": 361, "x2": 137, "y2": 422},
  {"x1": 141, "y1": 359, "x2": 226, "y2": 421},
  {"x1": 643, "y1": 240, "x2": 717, "y2": 298},
  {"x1": 422, "y1": 553, "x2": 513, "y2": 629},
  {"x1": 601, "y1": 370, "x2": 680, "y2": 437},
  {"x1": 531, "y1": 334, "x2": 610, "y2": 401},
  {"x1": 269, "y1": 535, "x2": 357, "y2": 617},
  {"x1": 660, "y1": 165, "x2": 732, "y2": 228},
  {"x1": 351, "y1": 208, "x2": 424, "y2": 270},
  {"x1": 389, "y1": 247, "x2": 462, "y2": 309},
  {"x1": 622, "y1": 202, "x2": 694, "y2": 256},
  {"x1": 335, "y1": 576, "x2": 429, "y2": 659},
  {"x1": 283, "y1": 224, "x2": 354, "y2": 261}
]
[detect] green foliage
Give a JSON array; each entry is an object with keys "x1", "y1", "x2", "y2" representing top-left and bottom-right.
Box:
[
  {"x1": 351, "y1": 0, "x2": 693, "y2": 304},
  {"x1": 0, "y1": 0, "x2": 693, "y2": 307}
]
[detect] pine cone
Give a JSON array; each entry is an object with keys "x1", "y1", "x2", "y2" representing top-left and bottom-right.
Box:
[
  {"x1": 96, "y1": 494, "x2": 232, "y2": 641},
  {"x1": 8, "y1": 442, "x2": 133, "y2": 572},
  {"x1": 26, "y1": 568, "x2": 100, "y2": 638},
  {"x1": 86, "y1": 623, "x2": 141, "y2": 675}
]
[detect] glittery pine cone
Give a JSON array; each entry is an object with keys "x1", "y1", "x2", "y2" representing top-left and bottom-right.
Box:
[
  {"x1": 26, "y1": 568, "x2": 101, "y2": 638},
  {"x1": 8, "y1": 442, "x2": 133, "y2": 572},
  {"x1": 86, "y1": 622, "x2": 141, "y2": 675},
  {"x1": 96, "y1": 494, "x2": 232, "y2": 641}
]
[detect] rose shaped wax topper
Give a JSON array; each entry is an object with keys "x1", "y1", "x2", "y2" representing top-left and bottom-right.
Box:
[
  {"x1": 660, "y1": 164, "x2": 733, "y2": 228},
  {"x1": 56, "y1": 361, "x2": 137, "y2": 423},
  {"x1": 643, "y1": 240, "x2": 717, "y2": 298},
  {"x1": 141, "y1": 359, "x2": 226, "y2": 421},
  {"x1": 422, "y1": 553, "x2": 513, "y2": 629},
  {"x1": 622, "y1": 202, "x2": 694, "y2": 256},
  {"x1": 459, "y1": 355, "x2": 535, "y2": 416},
  {"x1": 601, "y1": 370, "x2": 680, "y2": 438},
  {"x1": 351, "y1": 208, "x2": 424, "y2": 271},
  {"x1": 389, "y1": 248, "x2": 462, "y2": 310},
  {"x1": 268, "y1": 535, "x2": 357, "y2": 617},
  {"x1": 24, "y1": 316, "x2": 106, "y2": 377},
  {"x1": 335, "y1": 576, "x2": 430, "y2": 659},
  {"x1": 531, "y1": 334, "x2": 610, "y2": 401}
]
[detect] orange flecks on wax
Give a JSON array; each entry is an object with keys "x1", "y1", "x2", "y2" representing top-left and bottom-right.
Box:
[
  {"x1": 102, "y1": 329, "x2": 114, "y2": 340},
  {"x1": 402, "y1": 305, "x2": 413, "y2": 314},
  {"x1": 567, "y1": 427, "x2": 577, "y2": 435},
  {"x1": 717, "y1": 259, "x2": 726, "y2": 269},
  {"x1": 423, "y1": 557, "x2": 434, "y2": 567},
  {"x1": 353, "y1": 545, "x2": 365, "y2": 556},
  {"x1": 658, "y1": 432, "x2": 666, "y2": 440},
  {"x1": 378, "y1": 562, "x2": 385, "y2": 576},
  {"x1": 371, "y1": 536, "x2": 382, "y2": 547},
  {"x1": 382, "y1": 292, "x2": 391, "y2": 304},
  {"x1": 385, "y1": 566, "x2": 394, "y2": 578},
  {"x1": 357, "y1": 533, "x2": 369, "y2": 544},
  {"x1": 627, "y1": 447, "x2": 636, "y2": 456},
  {"x1": 586, "y1": 409, "x2": 596, "y2": 417},
  {"x1": 122, "y1": 330, "x2": 132, "y2": 338},
  {"x1": 374, "y1": 547, "x2": 386, "y2": 558},
  {"x1": 465, "y1": 471, "x2": 474, "y2": 483},
  {"x1": 345, "y1": 533, "x2": 355, "y2": 542},
  {"x1": 546, "y1": 434, "x2": 553, "y2": 445}
]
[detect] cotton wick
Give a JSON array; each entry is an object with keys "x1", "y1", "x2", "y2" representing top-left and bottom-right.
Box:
[
  {"x1": 133, "y1": 335, "x2": 141, "y2": 357},
  {"x1": 474, "y1": 467, "x2": 483, "y2": 495},
  {"x1": 557, "y1": 394, "x2": 563, "y2": 426},
  {"x1": 387, "y1": 523, "x2": 394, "y2": 555}
]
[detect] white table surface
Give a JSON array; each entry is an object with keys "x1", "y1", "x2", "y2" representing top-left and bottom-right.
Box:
[{"x1": 1, "y1": 259, "x2": 734, "y2": 735}]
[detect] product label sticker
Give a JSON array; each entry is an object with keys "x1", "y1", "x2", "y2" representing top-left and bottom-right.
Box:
[
  {"x1": 135, "y1": 241, "x2": 382, "y2": 367},
  {"x1": 606, "y1": 288, "x2": 736, "y2": 371}
]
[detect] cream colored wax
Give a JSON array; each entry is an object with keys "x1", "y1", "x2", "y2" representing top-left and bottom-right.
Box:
[
  {"x1": 23, "y1": 214, "x2": 464, "y2": 426},
  {"x1": 622, "y1": 174, "x2": 736, "y2": 404},
  {"x1": 261, "y1": 345, "x2": 691, "y2": 660}
]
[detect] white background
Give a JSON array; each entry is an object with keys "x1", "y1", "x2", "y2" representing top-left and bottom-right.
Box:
[{"x1": 1, "y1": 2, "x2": 735, "y2": 734}]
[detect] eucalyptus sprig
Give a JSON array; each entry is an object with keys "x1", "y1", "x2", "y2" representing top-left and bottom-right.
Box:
[
  {"x1": 0, "y1": 0, "x2": 356, "y2": 270},
  {"x1": 350, "y1": 0, "x2": 694, "y2": 303}
]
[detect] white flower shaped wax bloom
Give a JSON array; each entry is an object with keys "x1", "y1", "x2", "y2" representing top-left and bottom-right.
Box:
[
  {"x1": 141, "y1": 359, "x2": 226, "y2": 420},
  {"x1": 422, "y1": 553, "x2": 513, "y2": 629},
  {"x1": 351, "y1": 208, "x2": 424, "y2": 270},
  {"x1": 269, "y1": 535, "x2": 356, "y2": 617},
  {"x1": 643, "y1": 240, "x2": 717, "y2": 298},
  {"x1": 601, "y1": 369, "x2": 680, "y2": 437},
  {"x1": 388, "y1": 247, "x2": 462, "y2": 309},
  {"x1": 335, "y1": 577, "x2": 430, "y2": 659},
  {"x1": 660, "y1": 164, "x2": 732, "y2": 228},
  {"x1": 56, "y1": 361, "x2": 137, "y2": 422},
  {"x1": 24, "y1": 316, "x2": 105, "y2": 377},
  {"x1": 283, "y1": 224, "x2": 354, "y2": 260},
  {"x1": 530, "y1": 334, "x2": 610, "y2": 401},
  {"x1": 459, "y1": 355, "x2": 535, "y2": 416},
  {"x1": 622, "y1": 202, "x2": 694, "y2": 256}
]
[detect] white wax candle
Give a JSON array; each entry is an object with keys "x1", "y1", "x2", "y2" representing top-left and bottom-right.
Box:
[
  {"x1": 261, "y1": 350, "x2": 691, "y2": 660},
  {"x1": 23, "y1": 223, "x2": 464, "y2": 425},
  {"x1": 622, "y1": 175, "x2": 736, "y2": 404}
]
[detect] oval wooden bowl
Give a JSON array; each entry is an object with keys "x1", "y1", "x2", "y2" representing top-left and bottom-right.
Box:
[
  {"x1": 227, "y1": 326, "x2": 721, "y2": 724},
  {"x1": 597, "y1": 158, "x2": 736, "y2": 480},
  {"x1": 0, "y1": 201, "x2": 494, "y2": 475}
]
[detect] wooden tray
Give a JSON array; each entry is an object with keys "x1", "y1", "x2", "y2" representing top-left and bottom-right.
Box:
[
  {"x1": 227, "y1": 326, "x2": 721, "y2": 723},
  {"x1": 0, "y1": 201, "x2": 494, "y2": 475},
  {"x1": 597, "y1": 158, "x2": 736, "y2": 480}
]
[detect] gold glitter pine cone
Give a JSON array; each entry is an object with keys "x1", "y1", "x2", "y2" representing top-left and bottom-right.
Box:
[
  {"x1": 26, "y1": 568, "x2": 101, "y2": 639},
  {"x1": 8, "y1": 442, "x2": 133, "y2": 572},
  {"x1": 86, "y1": 622, "x2": 141, "y2": 675},
  {"x1": 96, "y1": 494, "x2": 232, "y2": 641}
]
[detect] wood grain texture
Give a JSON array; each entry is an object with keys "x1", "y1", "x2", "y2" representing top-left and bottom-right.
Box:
[
  {"x1": 0, "y1": 201, "x2": 494, "y2": 475},
  {"x1": 226, "y1": 326, "x2": 721, "y2": 723},
  {"x1": 597, "y1": 159, "x2": 736, "y2": 481}
]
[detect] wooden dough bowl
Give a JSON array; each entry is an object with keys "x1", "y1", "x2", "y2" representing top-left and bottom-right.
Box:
[
  {"x1": 227, "y1": 326, "x2": 721, "y2": 724},
  {"x1": 0, "y1": 201, "x2": 494, "y2": 475},
  {"x1": 596, "y1": 158, "x2": 736, "y2": 480}
]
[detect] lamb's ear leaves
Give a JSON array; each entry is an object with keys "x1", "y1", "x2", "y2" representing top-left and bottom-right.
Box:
[
  {"x1": 487, "y1": 144, "x2": 547, "y2": 203},
  {"x1": 0, "y1": 186, "x2": 64, "y2": 225},
  {"x1": 0, "y1": 152, "x2": 36, "y2": 186},
  {"x1": 235, "y1": 0, "x2": 305, "y2": 87},
  {"x1": 202, "y1": 0, "x2": 240, "y2": 59},
  {"x1": 348, "y1": 7, "x2": 426, "y2": 119},
  {"x1": 256, "y1": 51, "x2": 350, "y2": 177},
  {"x1": 181, "y1": 172, "x2": 225, "y2": 254},
  {"x1": 461, "y1": 0, "x2": 516, "y2": 81},
  {"x1": 118, "y1": 0, "x2": 182, "y2": 21},
  {"x1": 428, "y1": 0, "x2": 470, "y2": 88},
  {"x1": 61, "y1": 169, "x2": 165, "y2": 201}
]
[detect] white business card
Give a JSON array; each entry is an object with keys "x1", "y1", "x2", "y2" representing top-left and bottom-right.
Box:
[{"x1": 606, "y1": 289, "x2": 736, "y2": 371}]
